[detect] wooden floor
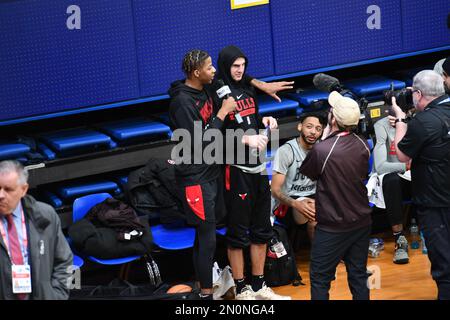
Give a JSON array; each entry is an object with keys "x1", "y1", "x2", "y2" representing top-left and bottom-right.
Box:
[{"x1": 272, "y1": 233, "x2": 438, "y2": 300}]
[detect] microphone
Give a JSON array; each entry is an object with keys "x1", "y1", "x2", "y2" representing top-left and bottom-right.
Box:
[
  {"x1": 313, "y1": 73, "x2": 343, "y2": 93},
  {"x1": 216, "y1": 79, "x2": 242, "y2": 123},
  {"x1": 216, "y1": 79, "x2": 231, "y2": 99}
]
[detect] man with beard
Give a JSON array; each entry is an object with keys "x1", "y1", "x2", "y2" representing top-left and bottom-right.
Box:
[{"x1": 271, "y1": 112, "x2": 327, "y2": 242}]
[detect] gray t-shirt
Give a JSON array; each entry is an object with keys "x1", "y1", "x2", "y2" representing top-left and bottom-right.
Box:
[
  {"x1": 373, "y1": 117, "x2": 406, "y2": 175},
  {"x1": 272, "y1": 138, "x2": 316, "y2": 198}
]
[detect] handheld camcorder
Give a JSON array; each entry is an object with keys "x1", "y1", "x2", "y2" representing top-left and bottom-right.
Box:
[
  {"x1": 383, "y1": 84, "x2": 415, "y2": 113},
  {"x1": 312, "y1": 73, "x2": 372, "y2": 137}
]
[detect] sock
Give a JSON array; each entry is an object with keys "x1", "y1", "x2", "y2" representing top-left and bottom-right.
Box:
[
  {"x1": 235, "y1": 278, "x2": 246, "y2": 294},
  {"x1": 199, "y1": 293, "x2": 213, "y2": 300},
  {"x1": 393, "y1": 231, "x2": 403, "y2": 242},
  {"x1": 251, "y1": 275, "x2": 265, "y2": 292}
]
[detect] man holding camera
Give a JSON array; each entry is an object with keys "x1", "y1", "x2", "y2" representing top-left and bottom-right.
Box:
[{"x1": 391, "y1": 70, "x2": 450, "y2": 300}]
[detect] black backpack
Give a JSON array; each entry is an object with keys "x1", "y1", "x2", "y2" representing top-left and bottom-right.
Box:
[{"x1": 264, "y1": 225, "x2": 303, "y2": 287}]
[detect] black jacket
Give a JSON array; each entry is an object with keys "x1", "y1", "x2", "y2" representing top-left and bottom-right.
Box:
[
  {"x1": 68, "y1": 214, "x2": 152, "y2": 260},
  {"x1": 398, "y1": 95, "x2": 450, "y2": 207},
  {"x1": 168, "y1": 81, "x2": 224, "y2": 186},
  {"x1": 126, "y1": 158, "x2": 185, "y2": 224},
  {"x1": 217, "y1": 45, "x2": 264, "y2": 167},
  {"x1": 86, "y1": 198, "x2": 146, "y2": 241}
]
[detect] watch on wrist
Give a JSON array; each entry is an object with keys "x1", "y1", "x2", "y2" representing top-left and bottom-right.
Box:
[{"x1": 395, "y1": 118, "x2": 407, "y2": 124}]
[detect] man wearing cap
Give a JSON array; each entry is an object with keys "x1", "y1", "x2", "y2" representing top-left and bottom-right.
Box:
[{"x1": 300, "y1": 91, "x2": 372, "y2": 300}]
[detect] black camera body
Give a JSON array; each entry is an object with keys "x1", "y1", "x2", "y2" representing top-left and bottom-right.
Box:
[
  {"x1": 383, "y1": 88, "x2": 414, "y2": 113},
  {"x1": 312, "y1": 73, "x2": 377, "y2": 138}
]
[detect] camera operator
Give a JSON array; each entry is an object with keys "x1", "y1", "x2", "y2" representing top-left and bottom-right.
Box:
[
  {"x1": 300, "y1": 91, "x2": 372, "y2": 300},
  {"x1": 313, "y1": 73, "x2": 371, "y2": 139},
  {"x1": 391, "y1": 70, "x2": 450, "y2": 300}
]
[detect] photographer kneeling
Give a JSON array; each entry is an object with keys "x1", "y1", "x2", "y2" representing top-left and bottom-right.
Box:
[{"x1": 391, "y1": 70, "x2": 450, "y2": 300}]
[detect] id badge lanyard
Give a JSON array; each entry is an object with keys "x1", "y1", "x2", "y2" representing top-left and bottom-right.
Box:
[{"x1": 0, "y1": 209, "x2": 28, "y2": 264}]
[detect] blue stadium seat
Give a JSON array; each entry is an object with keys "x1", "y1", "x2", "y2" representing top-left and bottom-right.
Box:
[
  {"x1": 39, "y1": 128, "x2": 116, "y2": 157},
  {"x1": 344, "y1": 76, "x2": 405, "y2": 100},
  {"x1": 0, "y1": 142, "x2": 30, "y2": 160},
  {"x1": 71, "y1": 193, "x2": 141, "y2": 265},
  {"x1": 41, "y1": 190, "x2": 64, "y2": 208},
  {"x1": 56, "y1": 180, "x2": 121, "y2": 202},
  {"x1": 37, "y1": 142, "x2": 56, "y2": 160},
  {"x1": 73, "y1": 254, "x2": 84, "y2": 268},
  {"x1": 286, "y1": 89, "x2": 329, "y2": 110},
  {"x1": 258, "y1": 96, "x2": 299, "y2": 117},
  {"x1": 150, "y1": 224, "x2": 195, "y2": 250},
  {"x1": 98, "y1": 118, "x2": 171, "y2": 145}
]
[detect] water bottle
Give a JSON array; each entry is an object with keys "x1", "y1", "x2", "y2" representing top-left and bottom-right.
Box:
[
  {"x1": 420, "y1": 231, "x2": 428, "y2": 254},
  {"x1": 410, "y1": 218, "x2": 420, "y2": 249},
  {"x1": 368, "y1": 238, "x2": 384, "y2": 258}
]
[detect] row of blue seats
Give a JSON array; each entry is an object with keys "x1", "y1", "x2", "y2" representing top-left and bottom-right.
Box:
[
  {"x1": 70, "y1": 192, "x2": 227, "y2": 269},
  {"x1": 0, "y1": 74, "x2": 408, "y2": 163}
]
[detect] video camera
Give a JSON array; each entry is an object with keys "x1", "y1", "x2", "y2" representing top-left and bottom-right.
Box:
[
  {"x1": 312, "y1": 73, "x2": 372, "y2": 137},
  {"x1": 383, "y1": 84, "x2": 415, "y2": 113}
]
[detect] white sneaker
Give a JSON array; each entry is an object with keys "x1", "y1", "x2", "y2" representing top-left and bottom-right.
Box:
[
  {"x1": 235, "y1": 285, "x2": 256, "y2": 300},
  {"x1": 254, "y1": 285, "x2": 291, "y2": 300}
]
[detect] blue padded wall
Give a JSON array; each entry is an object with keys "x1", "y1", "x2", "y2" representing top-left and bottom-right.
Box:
[
  {"x1": 133, "y1": 0, "x2": 274, "y2": 97},
  {"x1": 0, "y1": 0, "x2": 139, "y2": 122},
  {"x1": 402, "y1": 0, "x2": 450, "y2": 52},
  {"x1": 270, "y1": 0, "x2": 403, "y2": 75}
]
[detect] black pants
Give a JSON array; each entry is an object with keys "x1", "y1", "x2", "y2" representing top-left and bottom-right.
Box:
[
  {"x1": 310, "y1": 226, "x2": 370, "y2": 300},
  {"x1": 225, "y1": 166, "x2": 272, "y2": 248},
  {"x1": 417, "y1": 206, "x2": 450, "y2": 300},
  {"x1": 382, "y1": 172, "x2": 411, "y2": 227},
  {"x1": 179, "y1": 179, "x2": 223, "y2": 289}
]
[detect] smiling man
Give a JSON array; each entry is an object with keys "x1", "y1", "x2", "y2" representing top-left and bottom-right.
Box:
[{"x1": 271, "y1": 112, "x2": 327, "y2": 242}]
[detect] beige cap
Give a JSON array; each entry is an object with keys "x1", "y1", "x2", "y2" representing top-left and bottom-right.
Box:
[{"x1": 328, "y1": 91, "x2": 360, "y2": 126}]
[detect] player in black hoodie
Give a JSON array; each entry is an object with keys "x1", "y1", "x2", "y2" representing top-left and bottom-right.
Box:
[
  {"x1": 168, "y1": 49, "x2": 237, "y2": 300},
  {"x1": 217, "y1": 45, "x2": 290, "y2": 300}
]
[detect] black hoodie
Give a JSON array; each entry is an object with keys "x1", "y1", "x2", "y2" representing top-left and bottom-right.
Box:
[
  {"x1": 217, "y1": 45, "x2": 264, "y2": 167},
  {"x1": 168, "y1": 80, "x2": 224, "y2": 186}
]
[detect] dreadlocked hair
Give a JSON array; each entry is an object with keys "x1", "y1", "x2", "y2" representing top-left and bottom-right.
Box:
[{"x1": 182, "y1": 49, "x2": 210, "y2": 76}]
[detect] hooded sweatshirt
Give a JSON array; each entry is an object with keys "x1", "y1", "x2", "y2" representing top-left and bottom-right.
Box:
[
  {"x1": 168, "y1": 81, "x2": 224, "y2": 186},
  {"x1": 217, "y1": 45, "x2": 264, "y2": 170}
]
